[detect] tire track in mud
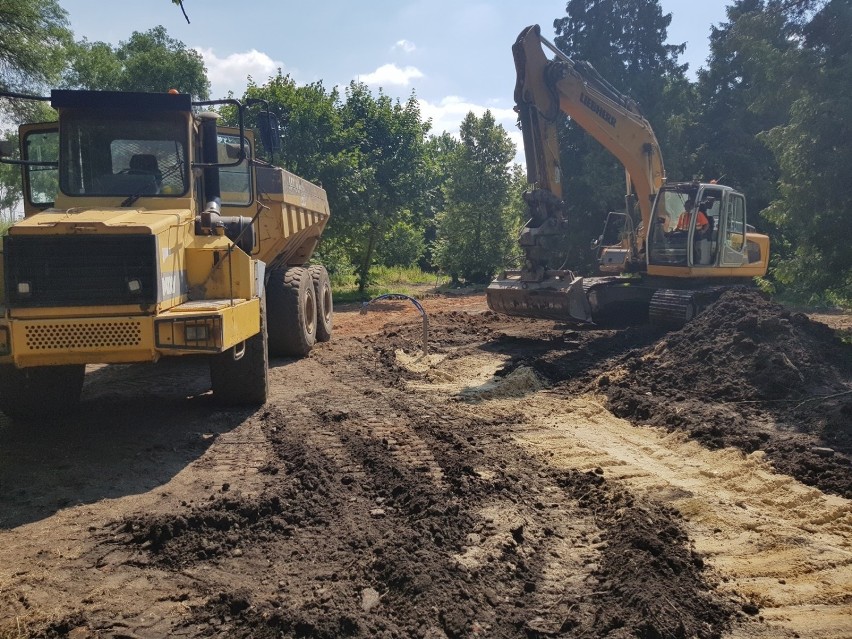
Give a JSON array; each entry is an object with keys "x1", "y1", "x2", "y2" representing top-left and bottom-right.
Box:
[
  {"x1": 73, "y1": 326, "x2": 731, "y2": 638},
  {"x1": 397, "y1": 336, "x2": 852, "y2": 639}
]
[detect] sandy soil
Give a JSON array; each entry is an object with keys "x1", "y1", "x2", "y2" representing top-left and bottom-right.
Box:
[{"x1": 0, "y1": 291, "x2": 849, "y2": 638}]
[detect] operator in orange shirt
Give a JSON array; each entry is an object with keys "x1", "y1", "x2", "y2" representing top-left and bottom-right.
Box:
[{"x1": 676, "y1": 199, "x2": 709, "y2": 233}]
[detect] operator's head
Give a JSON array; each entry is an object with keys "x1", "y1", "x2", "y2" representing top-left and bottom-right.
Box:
[{"x1": 685, "y1": 198, "x2": 695, "y2": 210}]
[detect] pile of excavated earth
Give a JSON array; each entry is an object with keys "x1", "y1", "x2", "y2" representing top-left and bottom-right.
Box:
[
  {"x1": 590, "y1": 289, "x2": 851, "y2": 497},
  {"x1": 1, "y1": 288, "x2": 849, "y2": 638}
]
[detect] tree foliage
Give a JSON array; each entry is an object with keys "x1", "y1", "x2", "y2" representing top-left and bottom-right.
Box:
[
  {"x1": 336, "y1": 82, "x2": 433, "y2": 291},
  {"x1": 433, "y1": 111, "x2": 520, "y2": 283},
  {"x1": 0, "y1": 0, "x2": 71, "y2": 93},
  {"x1": 66, "y1": 26, "x2": 209, "y2": 99},
  {"x1": 688, "y1": 1, "x2": 797, "y2": 216},
  {"x1": 378, "y1": 215, "x2": 426, "y2": 268},
  {"x1": 759, "y1": 0, "x2": 852, "y2": 303}
]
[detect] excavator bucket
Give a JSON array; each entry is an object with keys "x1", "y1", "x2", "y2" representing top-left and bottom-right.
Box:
[{"x1": 486, "y1": 273, "x2": 593, "y2": 323}]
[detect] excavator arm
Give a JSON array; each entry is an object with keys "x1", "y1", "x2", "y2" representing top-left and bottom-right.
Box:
[{"x1": 514, "y1": 23, "x2": 665, "y2": 254}]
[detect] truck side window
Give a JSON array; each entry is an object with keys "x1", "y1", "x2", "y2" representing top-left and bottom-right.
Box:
[
  {"x1": 24, "y1": 130, "x2": 59, "y2": 207},
  {"x1": 218, "y1": 134, "x2": 252, "y2": 206}
]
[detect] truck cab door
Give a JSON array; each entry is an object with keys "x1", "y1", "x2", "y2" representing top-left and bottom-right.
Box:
[{"x1": 19, "y1": 123, "x2": 59, "y2": 217}]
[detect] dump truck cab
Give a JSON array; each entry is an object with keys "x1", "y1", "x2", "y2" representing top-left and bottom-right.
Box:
[{"x1": 0, "y1": 89, "x2": 332, "y2": 418}]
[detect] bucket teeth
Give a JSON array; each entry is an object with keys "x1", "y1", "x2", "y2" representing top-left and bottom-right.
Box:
[{"x1": 486, "y1": 275, "x2": 593, "y2": 323}]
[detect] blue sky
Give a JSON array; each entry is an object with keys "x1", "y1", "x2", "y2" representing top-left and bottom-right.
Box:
[{"x1": 58, "y1": 0, "x2": 732, "y2": 157}]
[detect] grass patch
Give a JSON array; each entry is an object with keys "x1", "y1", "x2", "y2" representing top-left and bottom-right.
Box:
[{"x1": 331, "y1": 265, "x2": 449, "y2": 304}]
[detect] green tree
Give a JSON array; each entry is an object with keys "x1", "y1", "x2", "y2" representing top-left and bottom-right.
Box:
[
  {"x1": 551, "y1": 0, "x2": 689, "y2": 272},
  {"x1": 239, "y1": 73, "x2": 346, "y2": 187},
  {"x1": 336, "y1": 82, "x2": 432, "y2": 292},
  {"x1": 0, "y1": 0, "x2": 70, "y2": 92},
  {"x1": 377, "y1": 215, "x2": 426, "y2": 268},
  {"x1": 66, "y1": 26, "x2": 210, "y2": 99},
  {"x1": 760, "y1": 0, "x2": 852, "y2": 304},
  {"x1": 433, "y1": 111, "x2": 519, "y2": 283},
  {"x1": 230, "y1": 72, "x2": 366, "y2": 276},
  {"x1": 418, "y1": 131, "x2": 460, "y2": 271},
  {"x1": 0, "y1": 131, "x2": 22, "y2": 222},
  {"x1": 688, "y1": 0, "x2": 799, "y2": 220},
  {"x1": 0, "y1": 0, "x2": 72, "y2": 120}
]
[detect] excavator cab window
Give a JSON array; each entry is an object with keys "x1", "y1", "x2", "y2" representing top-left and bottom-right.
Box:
[
  {"x1": 648, "y1": 190, "x2": 694, "y2": 266},
  {"x1": 721, "y1": 194, "x2": 747, "y2": 265},
  {"x1": 695, "y1": 189, "x2": 722, "y2": 266}
]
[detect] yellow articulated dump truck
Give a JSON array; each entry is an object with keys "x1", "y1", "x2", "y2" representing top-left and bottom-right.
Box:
[{"x1": 0, "y1": 89, "x2": 333, "y2": 419}]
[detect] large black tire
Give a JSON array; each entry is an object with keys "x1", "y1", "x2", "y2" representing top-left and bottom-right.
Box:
[
  {"x1": 0, "y1": 364, "x2": 85, "y2": 421},
  {"x1": 210, "y1": 296, "x2": 269, "y2": 405},
  {"x1": 266, "y1": 266, "x2": 317, "y2": 357},
  {"x1": 308, "y1": 264, "x2": 333, "y2": 342}
]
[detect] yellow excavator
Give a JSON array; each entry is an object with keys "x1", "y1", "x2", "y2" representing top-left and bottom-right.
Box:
[{"x1": 486, "y1": 25, "x2": 770, "y2": 326}]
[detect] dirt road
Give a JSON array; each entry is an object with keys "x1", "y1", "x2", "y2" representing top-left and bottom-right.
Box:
[{"x1": 1, "y1": 291, "x2": 850, "y2": 638}]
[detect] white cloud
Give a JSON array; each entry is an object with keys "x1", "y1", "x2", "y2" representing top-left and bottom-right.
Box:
[
  {"x1": 392, "y1": 39, "x2": 416, "y2": 54},
  {"x1": 418, "y1": 96, "x2": 524, "y2": 164},
  {"x1": 418, "y1": 95, "x2": 516, "y2": 133},
  {"x1": 196, "y1": 48, "x2": 285, "y2": 98},
  {"x1": 358, "y1": 64, "x2": 424, "y2": 87}
]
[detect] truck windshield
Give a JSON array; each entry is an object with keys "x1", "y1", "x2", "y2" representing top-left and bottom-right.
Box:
[{"x1": 60, "y1": 110, "x2": 188, "y2": 198}]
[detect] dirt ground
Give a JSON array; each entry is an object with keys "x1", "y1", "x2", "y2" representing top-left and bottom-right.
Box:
[{"x1": 0, "y1": 291, "x2": 850, "y2": 639}]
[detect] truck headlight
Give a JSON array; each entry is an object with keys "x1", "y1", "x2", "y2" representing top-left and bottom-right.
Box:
[
  {"x1": 127, "y1": 279, "x2": 142, "y2": 293},
  {"x1": 185, "y1": 324, "x2": 209, "y2": 341},
  {"x1": 17, "y1": 282, "x2": 31, "y2": 295}
]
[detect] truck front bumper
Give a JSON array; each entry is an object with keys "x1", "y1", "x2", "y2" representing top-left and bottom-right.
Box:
[{"x1": 0, "y1": 298, "x2": 260, "y2": 367}]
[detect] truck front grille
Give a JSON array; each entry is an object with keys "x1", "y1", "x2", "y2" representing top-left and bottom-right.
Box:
[
  {"x1": 24, "y1": 320, "x2": 143, "y2": 351},
  {"x1": 4, "y1": 235, "x2": 158, "y2": 308}
]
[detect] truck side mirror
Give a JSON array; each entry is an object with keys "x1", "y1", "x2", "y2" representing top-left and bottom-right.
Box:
[
  {"x1": 0, "y1": 139, "x2": 17, "y2": 158},
  {"x1": 257, "y1": 112, "x2": 281, "y2": 153}
]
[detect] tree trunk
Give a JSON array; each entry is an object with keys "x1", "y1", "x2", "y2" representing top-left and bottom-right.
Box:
[{"x1": 357, "y1": 220, "x2": 381, "y2": 294}]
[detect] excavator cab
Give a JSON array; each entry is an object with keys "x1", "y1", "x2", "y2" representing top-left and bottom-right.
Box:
[{"x1": 647, "y1": 183, "x2": 726, "y2": 268}]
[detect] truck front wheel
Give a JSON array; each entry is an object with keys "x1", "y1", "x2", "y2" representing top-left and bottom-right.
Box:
[
  {"x1": 266, "y1": 266, "x2": 317, "y2": 357},
  {"x1": 210, "y1": 297, "x2": 269, "y2": 406},
  {"x1": 0, "y1": 364, "x2": 86, "y2": 421}
]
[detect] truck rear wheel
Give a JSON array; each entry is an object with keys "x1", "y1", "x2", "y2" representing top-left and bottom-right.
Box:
[
  {"x1": 266, "y1": 266, "x2": 317, "y2": 357},
  {"x1": 210, "y1": 297, "x2": 269, "y2": 405},
  {"x1": 308, "y1": 264, "x2": 333, "y2": 342},
  {"x1": 0, "y1": 364, "x2": 85, "y2": 421}
]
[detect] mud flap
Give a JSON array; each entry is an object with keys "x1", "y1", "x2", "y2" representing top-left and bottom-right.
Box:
[{"x1": 486, "y1": 275, "x2": 593, "y2": 322}]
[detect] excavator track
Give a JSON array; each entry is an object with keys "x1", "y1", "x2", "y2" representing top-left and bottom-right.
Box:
[
  {"x1": 648, "y1": 289, "x2": 697, "y2": 329},
  {"x1": 648, "y1": 287, "x2": 725, "y2": 329}
]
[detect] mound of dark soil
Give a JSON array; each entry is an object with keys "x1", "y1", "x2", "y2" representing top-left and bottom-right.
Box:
[
  {"x1": 631, "y1": 289, "x2": 846, "y2": 402},
  {"x1": 596, "y1": 289, "x2": 852, "y2": 497}
]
